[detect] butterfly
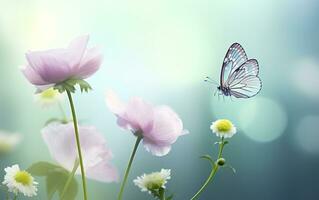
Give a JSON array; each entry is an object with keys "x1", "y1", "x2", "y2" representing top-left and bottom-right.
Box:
[{"x1": 206, "y1": 43, "x2": 262, "y2": 98}]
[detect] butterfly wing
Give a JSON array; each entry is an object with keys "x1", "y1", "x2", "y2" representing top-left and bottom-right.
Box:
[
  {"x1": 220, "y1": 43, "x2": 248, "y2": 86},
  {"x1": 226, "y1": 59, "x2": 262, "y2": 98}
]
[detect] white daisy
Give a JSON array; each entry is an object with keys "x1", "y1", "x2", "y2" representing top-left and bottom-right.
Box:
[
  {"x1": 0, "y1": 131, "x2": 21, "y2": 154},
  {"x1": 2, "y1": 164, "x2": 38, "y2": 197},
  {"x1": 34, "y1": 88, "x2": 63, "y2": 107},
  {"x1": 134, "y1": 169, "x2": 171, "y2": 192},
  {"x1": 210, "y1": 119, "x2": 237, "y2": 138}
]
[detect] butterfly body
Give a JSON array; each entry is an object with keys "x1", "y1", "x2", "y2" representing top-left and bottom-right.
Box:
[
  {"x1": 215, "y1": 43, "x2": 262, "y2": 99},
  {"x1": 217, "y1": 86, "x2": 232, "y2": 96}
]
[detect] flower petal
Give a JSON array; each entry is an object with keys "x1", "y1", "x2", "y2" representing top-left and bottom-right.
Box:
[
  {"x1": 21, "y1": 65, "x2": 48, "y2": 85},
  {"x1": 86, "y1": 160, "x2": 119, "y2": 182},
  {"x1": 106, "y1": 92, "x2": 154, "y2": 132},
  {"x1": 41, "y1": 123, "x2": 77, "y2": 171},
  {"x1": 106, "y1": 90, "x2": 126, "y2": 115},
  {"x1": 77, "y1": 47, "x2": 102, "y2": 79},
  {"x1": 67, "y1": 35, "x2": 89, "y2": 69},
  {"x1": 26, "y1": 50, "x2": 72, "y2": 83},
  {"x1": 142, "y1": 139, "x2": 171, "y2": 156},
  {"x1": 145, "y1": 106, "x2": 184, "y2": 145},
  {"x1": 42, "y1": 122, "x2": 118, "y2": 182},
  {"x1": 123, "y1": 97, "x2": 154, "y2": 132}
]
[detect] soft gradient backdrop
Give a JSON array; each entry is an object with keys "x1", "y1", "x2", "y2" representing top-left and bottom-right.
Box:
[{"x1": 1, "y1": 0, "x2": 319, "y2": 199}]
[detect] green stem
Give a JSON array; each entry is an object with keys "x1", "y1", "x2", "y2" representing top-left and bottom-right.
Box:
[
  {"x1": 66, "y1": 90, "x2": 88, "y2": 200},
  {"x1": 61, "y1": 159, "x2": 79, "y2": 199},
  {"x1": 117, "y1": 136, "x2": 142, "y2": 200},
  {"x1": 13, "y1": 194, "x2": 17, "y2": 200},
  {"x1": 190, "y1": 137, "x2": 226, "y2": 200},
  {"x1": 159, "y1": 187, "x2": 166, "y2": 200}
]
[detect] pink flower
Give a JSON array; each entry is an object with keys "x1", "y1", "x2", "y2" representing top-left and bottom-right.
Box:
[
  {"x1": 22, "y1": 35, "x2": 102, "y2": 91},
  {"x1": 106, "y1": 91, "x2": 188, "y2": 156},
  {"x1": 41, "y1": 122, "x2": 118, "y2": 183}
]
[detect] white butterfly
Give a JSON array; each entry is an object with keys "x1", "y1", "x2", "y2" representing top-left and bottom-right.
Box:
[{"x1": 207, "y1": 43, "x2": 262, "y2": 98}]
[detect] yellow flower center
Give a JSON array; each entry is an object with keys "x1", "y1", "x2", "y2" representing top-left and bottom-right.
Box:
[
  {"x1": 40, "y1": 88, "x2": 59, "y2": 99},
  {"x1": 145, "y1": 174, "x2": 165, "y2": 190},
  {"x1": 216, "y1": 119, "x2": 233, "y2": 132},
  {"x1": 14, "y1": 171, "x2": 32, "y2": 185}
]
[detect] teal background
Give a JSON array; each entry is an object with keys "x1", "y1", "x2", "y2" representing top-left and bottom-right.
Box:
[{"x1": 1, "y1": 0, "x2": 319, "y2": 199}]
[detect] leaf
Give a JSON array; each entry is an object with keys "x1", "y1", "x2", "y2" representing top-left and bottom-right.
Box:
[
  {"x1": 77, "y1": 79, "x2": 92, "y2": 93},
  {"x1": 200, "y1": 154, "x2": 214, "y2": 166},
  {"x1": 44, "y1": 118, "x2": 70, "y2": 126},
  {"x1": 27, "y1": 162, "x2": 61, "y2": 177},
  {"x1": 53, "y1": 78, "x2": 92, "y2": 94},
  {"x1": 46, "y1": 170, "x2": 78, "y2": 200}
]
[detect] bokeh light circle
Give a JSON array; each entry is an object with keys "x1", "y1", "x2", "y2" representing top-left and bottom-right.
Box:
[
  {"x1": 292, "y1": 58, "x2": 319, "y2": 100},
  {"x1": 211, "y1": 97, "x2": 287, "y2": 142},
  {"x1": 238, "y1": 97, "x2": 287, "y2": 142},
  {"x1": 295, "y1": 115, "x2": 319, "y2": 154}
]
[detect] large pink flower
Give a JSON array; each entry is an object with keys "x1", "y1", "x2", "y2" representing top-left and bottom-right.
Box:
[
  {"x1": 22, "y1": 35, "x2": 102, "y2": 91},
  {"x1": 106, "y1": 91, "x2": 188, "y2": 156},
  {"x1": 41, "y1": 122, "x2": 118, "y2": 183}
]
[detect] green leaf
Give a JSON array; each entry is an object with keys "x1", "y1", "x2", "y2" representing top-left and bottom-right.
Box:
[
  {"x1": 27, "y1": 162, "x2": 61, "y2": 177},
  {"x1": 77, "y1": 79, "x2": 92, "y2": 93},
  {"x1": 53, "y1": 78, "x2": 92, "y2": 94},
  {"x1": 200, "y1": 154, "x2": 214, "y2": 166},
  {"x1": 46, "y1": 170, "x2": 78, "y2": 200}
]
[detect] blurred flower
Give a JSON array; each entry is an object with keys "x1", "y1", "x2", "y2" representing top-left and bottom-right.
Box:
[
  {"x1": 106, "y1": 91, "x2": 188, "y2": 156},
  {"x1": 134, "y1": 169, "x2": 171, "y2": 193},
  {"x1": 41, "y1": 122, "x2": 118, "y2": 182},
  {"x1": 34, "y1": 88, "x2": 63, "y2": 107},
  {"x1": 21, "y1": 35, "x2": 103, "y2": 92},
  {"x1": 210, "y1": 119, "x2": 236, "y2": 138},
  {"x1": 2, "y1": 164, "x2": 38, "y2": 197},
  {"x1": 0, "y1": 131, "x2": 21, "y2": 154}
]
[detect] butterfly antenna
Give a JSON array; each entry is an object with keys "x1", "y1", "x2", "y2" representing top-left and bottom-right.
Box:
[{"x1": 204, "y1": 76, "x2": 218, "y2": 85}]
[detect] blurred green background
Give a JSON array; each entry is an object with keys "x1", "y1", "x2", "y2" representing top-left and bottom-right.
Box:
[{"x1": 1, "y1": 0, "x2": 319, "y2": 199}]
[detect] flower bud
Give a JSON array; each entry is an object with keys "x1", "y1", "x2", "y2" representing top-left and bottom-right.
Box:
[{"x1": 217, "y1": 158, "x2": 226, "y2": 166}]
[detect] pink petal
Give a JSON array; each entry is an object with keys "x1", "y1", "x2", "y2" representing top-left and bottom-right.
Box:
[
  {"x1": 77, "y1": 47, "x2": 102, "y2": 79},
  {"x1": 145, "y1": 106, "x2": 184, "y2": 145},
  {"x1": 86, "y1": 160, "x2": 119, "y2": 182},
  {"x1": 142, "y1": 139, "x2": 172, "y2": 156},
  {"x1": 21, "y1": 64, "x2": 48, "y2": 85},
  {"x1": 26, "y1": 50, "x2": 72, "y2": 83},
  {"x1": 41, "y1": 123, "x2": 77, "y2": 171},
  {"x1": 67, "y1": 35, "x2": 89, "y2": 70},
  {"x1": 42, "y1": 122, "x2": 118, "y2": 182},
  {"x1": 122, "y1": 97, "x2": 154, "y2": 132},
  {"x1": 106, "y1": 92, "x2": 154, "y2": 132},
  {"x1": 106, "y1": 90, "x2": 126, "y2": 115}
]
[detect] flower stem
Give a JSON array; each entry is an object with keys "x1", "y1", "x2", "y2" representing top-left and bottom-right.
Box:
[
  {"x1": 117, "y1": 136, "x2": 142, "y2": 200},
  {"x1": 61, "y1": 159, "x2": 79, "y2": 199},
  {"x1": 190, "y1": 137, "x2": 226, "y2": 200},
  {"x1": 159, "y1": 187, "x2": 166, "y2": 200},
  {"x1": 66, "y1": 90, "x2": 88, "y2": 200}
]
